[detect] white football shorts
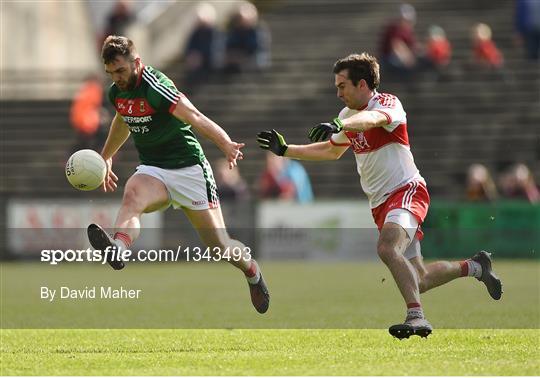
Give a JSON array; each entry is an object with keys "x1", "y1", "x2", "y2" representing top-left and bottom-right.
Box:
[
  {"x1": 134, "y1": 159, "x2": 219, "y2": 211},
  {"x1": 384, "y1": 208, "x2": 422, "y2": 259}
]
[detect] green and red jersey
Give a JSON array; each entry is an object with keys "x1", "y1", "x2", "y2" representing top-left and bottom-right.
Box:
[{"x1": 108, "y1": 65, "x2": 205, "y2": 168}]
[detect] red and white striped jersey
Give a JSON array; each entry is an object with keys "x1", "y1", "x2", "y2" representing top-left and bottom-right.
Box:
[{"x1": 330, "y1": 92, "x2": 425, "y2": 208}]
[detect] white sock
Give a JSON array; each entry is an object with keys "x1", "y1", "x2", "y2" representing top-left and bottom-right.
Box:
[
  {"x1": 114, "y1": 238, "x2": 127, "y2": 251},
  {"x1": 407, "y1": 307, "x2": 424, "y2": 320},
  {"x1": 467, "y1": 260, "x2": 482, "y2": 278}
]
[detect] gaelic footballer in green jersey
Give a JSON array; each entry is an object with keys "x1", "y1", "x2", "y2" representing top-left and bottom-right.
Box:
[
  {"x1": 85, "y1": 35, "x2": 270, "y2": 315},
  {"x1": 108, "y1": 65, "x2": 206, "y2": 170}
]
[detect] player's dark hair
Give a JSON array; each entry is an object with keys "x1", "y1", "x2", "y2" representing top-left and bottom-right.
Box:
[
  {"x1": 101, "y1": 35, "x2": 137, "y2": 64},
  {"x1": 333, "y1": 53, "x2": 380, "y2": 90}
]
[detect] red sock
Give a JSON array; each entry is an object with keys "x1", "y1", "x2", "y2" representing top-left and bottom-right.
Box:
[
  {"x1": 459, "y1": 261, "x2": 469, "y2": 277},
  {"x1": 114, "y1": 232, "x2": 132, "y2": 248},
  {"x1": 244, "y1": 260, "x2": 258, "y2": 278}
]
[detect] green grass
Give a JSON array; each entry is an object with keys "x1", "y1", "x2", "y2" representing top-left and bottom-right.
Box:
[
  {"x1": 1, "y1": 329, "x2": 539, "y2": 375},
  {"x1": 1, "y1": 261, "x2": 539, "y2": 375}
]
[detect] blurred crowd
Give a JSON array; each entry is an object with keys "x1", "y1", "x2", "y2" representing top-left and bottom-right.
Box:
[
  {"x1": 214, "y1": 152, "x2": 314, "y2": 204},
  {"x1": 97, "y1": 0, "x2": 538, "y2": 85},
  {"x1": 465, "y1": 163, "x2": 539, "y2": 204},
  {"x1": 99, "y1": 1, "x2": 271, "y2": 78},
  {"x1": 378, "y1": 0, "x2": 538, "y2": 83},
  {"x1": 377, "y1": 1, "x2": 539, "y2": 204},
  {"x1": 68, "y1": 0, "x2": 537, "y2": 204},
  {"x1": 182, "y1": 1, "x2": 271, "y2": 89}
]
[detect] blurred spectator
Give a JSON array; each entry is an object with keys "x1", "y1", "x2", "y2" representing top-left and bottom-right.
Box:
[
  {"x1": 499, "y1": 163, "x2": 540, "y2": 203},
  {"x1": 471, "y1": 23, "x2": 504, "y2": 69},
  {"x1": 259, "y1": 152, "x2": 313, "y2": 203},
  {"x1": 223, "y1": 2, "x2": 271, "y2": 74},
  {"x1": 214, "y1": 158, "x2": 250, "y2": 202},
  {"x1": 183, "y1": 2, "x2": 219, "y2": 87},
  {"x1": 465, "y1": 164, "x2": 499, "y2": 202},
  {"x1": 515, "y1": 0, "x2": 540, "y2": 60},
  {"x1": 379, "y1": 3, "x2": 419, "y2": 74},
  {"x1": 103, "y1": 0, "x2": 135, "y2": 41},
  {"x1": 69, "y1": 75, "x2": 109, "y2": 154},
  {"x1": 425, "y1": 25, "x2": 452, "y2": 68}
]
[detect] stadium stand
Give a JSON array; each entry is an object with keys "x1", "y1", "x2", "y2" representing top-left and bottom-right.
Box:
[{"x1": 1, "y1": 0, "x2": 538, "y2": 199}]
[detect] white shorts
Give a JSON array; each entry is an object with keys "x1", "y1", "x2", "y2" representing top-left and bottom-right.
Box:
[
  {"x1": 134, "y1": 159, "x2": 219, "y2": 211},
  {"x1": 384, "y1": 208, "x2": 422, "y2": 260}
]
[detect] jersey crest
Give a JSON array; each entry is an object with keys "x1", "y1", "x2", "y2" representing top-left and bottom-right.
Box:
[
  {"x1": 115, "y1": 98, "x2": 154, "y2": 117},
  {"x1": 347, "y1": 131, "x2": 371, "y2": 153}
]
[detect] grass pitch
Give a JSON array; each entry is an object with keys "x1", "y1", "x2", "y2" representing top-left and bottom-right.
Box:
[
  {"x1": 2, "y1": 329, "x2": 539, "y2": 375},
  {"x1": 1, "y1": 260, "x2": 539, "y2": 375}
]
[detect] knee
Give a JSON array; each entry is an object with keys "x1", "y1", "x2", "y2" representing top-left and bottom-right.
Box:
[
  {"x1": 122, "y1": 187, "x2": 145, "y2": 212},
  {"x1": 377, "y1": 243, "x2": 401, "y2": 265}
]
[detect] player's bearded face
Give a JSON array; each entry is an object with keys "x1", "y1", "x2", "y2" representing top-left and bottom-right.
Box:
[
  {"x1": 124, "y1": 64, "x2": 138, "y2": 91},
  {"x1": 118, "y1": 61, "x2": 138, "y2": 91},
  {"x1": 105, "y1": 56, "x2": 139, "y2": 91}
]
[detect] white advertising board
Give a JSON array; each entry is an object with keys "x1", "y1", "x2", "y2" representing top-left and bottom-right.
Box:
[
  {"x1": 257, "y1": 200, "x2": 379, "y2": 260},
  {"x1": 7, "y1": 199, "x2": 163, "y2": 255}
]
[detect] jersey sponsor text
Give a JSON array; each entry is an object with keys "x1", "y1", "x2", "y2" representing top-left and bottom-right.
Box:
[{"x1": 123, "y1": 115, "x2": 153, "y2": 124}]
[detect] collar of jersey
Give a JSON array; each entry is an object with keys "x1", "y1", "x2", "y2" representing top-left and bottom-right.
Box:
[
  {"x1": 135, "y1": 64, "x2": 145, "y2": 88},
  {"x1": 354, "y1": 90, "x2": 378, "y2": 111}
]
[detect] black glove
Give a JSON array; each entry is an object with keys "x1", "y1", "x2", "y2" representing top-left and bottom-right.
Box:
[
  {"x1": 308, "y1": 118, "x2": 344, "y2": 142},
  {"x1": 257, "y1": 129, "x2": 288, "y2": 156}
]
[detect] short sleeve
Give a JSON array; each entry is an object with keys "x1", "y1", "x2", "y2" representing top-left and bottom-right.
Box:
[
  {"x1": 146, "y1": 82, "x2": 182, "y2": 114},
  {"x1": 143, "y1": 68, "x2": 182, "y2": 113},
  {"x1": 330, "y1": 130, "x2": 351, "y2": 146},
  {"x1": 372, "y1": 93, "x2": 407, "y2": 132},
  {"x1": 330, "y1": 107, "x2": 352, "y2": 146}
]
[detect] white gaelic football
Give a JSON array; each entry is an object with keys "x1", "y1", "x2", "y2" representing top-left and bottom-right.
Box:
[{"x1": 65, "y1": 149, "x2": 107, "y2": 191}]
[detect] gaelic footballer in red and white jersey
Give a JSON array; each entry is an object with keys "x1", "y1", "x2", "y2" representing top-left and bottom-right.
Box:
[{"x1": 330, "y1": 91, "x2": 425, "y2": 210}]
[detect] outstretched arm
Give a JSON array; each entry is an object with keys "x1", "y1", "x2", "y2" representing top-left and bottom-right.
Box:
[
  {"x1": 309, "y1": 111, "x2": 388, "y2": 142},
  {"x1": 257, "y1": 129, "x2": 348, "y2": 161},
  {"x1": 172, "y1": 95, "x2": 244, "y2": 169},
  {"x1": 286, "y1": 141, "x2": 348, "y2": 161}
]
